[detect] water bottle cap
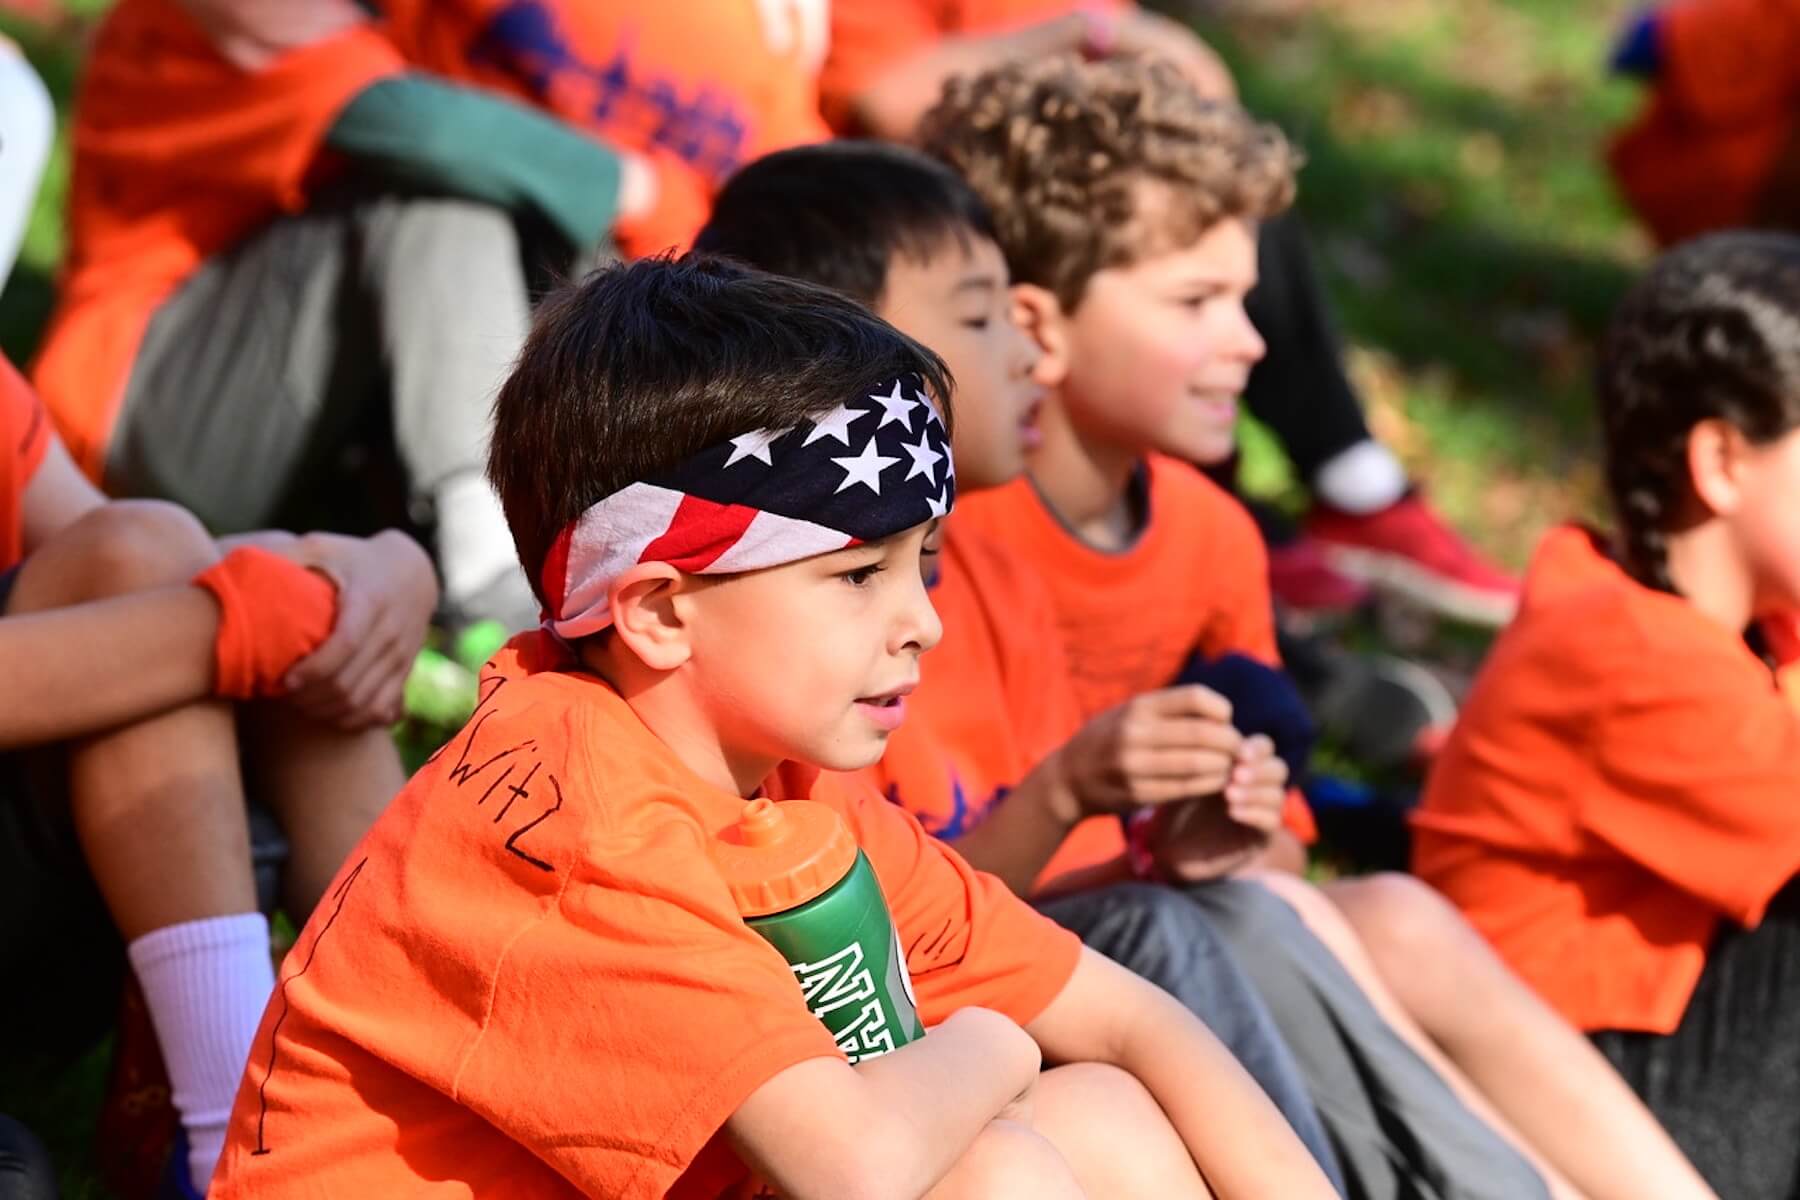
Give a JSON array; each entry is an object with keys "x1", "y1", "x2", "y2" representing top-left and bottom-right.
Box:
[{"x1": 710, "y1": 797, "x2": 859, "y2": 917}]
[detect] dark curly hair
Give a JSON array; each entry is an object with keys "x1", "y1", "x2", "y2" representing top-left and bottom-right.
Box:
[{"x1": 1598, "y1": 232, "x2": 1800, "y2": 594}]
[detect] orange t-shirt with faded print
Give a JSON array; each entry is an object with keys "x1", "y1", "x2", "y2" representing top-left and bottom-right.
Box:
[
  {"x1": 378, "y1": 0, "x2": 830, "y2": 255},
  {"x1": 821, "y1": 0, "x2": 1133, "y2": 131},
  {"x1": 856, "y1": 521, "x2": 1128, "y2": 892},
  {"x1": 210, "y1": 632, "x2": 1079, "y2": 1200},
  {"x1": 33, "y1": 0, "x2": 406, "y2": 479},
  {"x1": 957, "y1": 456, "x2": 1315, "y2": 842},
  {"x1": 0, "y1": 354, "x2": 51, "y2": 574},
  {"x1": 1413, "y1": 526, "x2": 1800, "y2": 1035}
]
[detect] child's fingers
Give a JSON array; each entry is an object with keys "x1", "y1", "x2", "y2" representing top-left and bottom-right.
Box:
[
  {"x1": 1142, "y1": 683, "x2": 1234, "y2": 724},
  {"x1": 1235, "y1": 734, "x2": 1275, "y2": 763},
  {"x1": 284, "y1": 587, "x2": 370, "y2": 691}
]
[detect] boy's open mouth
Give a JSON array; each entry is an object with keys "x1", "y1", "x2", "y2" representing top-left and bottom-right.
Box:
[{"x1": 855, "y1": 684, "x2": 915, "y2": 731}]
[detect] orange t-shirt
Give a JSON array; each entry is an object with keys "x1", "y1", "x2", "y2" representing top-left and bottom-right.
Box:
[
  {"x1": 821, "y1": 0, "x2": 1132, "y2": 131},
  {"x1": 1412, "y1": 526, "x2": 1800, "y2": 1035},
  {"x1": 378, "y1": 0, "x2": 830, "y2": 255},
  {"x1": 856, "y1": 521, "x2": 1127, "y2": 891},
  {"x1": 1608, "y1": 0, "x2": 1800, "y2": 245},
  {"x1": 33, "y1": 0, "x2": 406, "y2": 479},
  {"x1": 956, "y1": 457, "x2": 1315, "y2": 842},
  {"x1": 0, "y1": 354, "x2": 51, "y2": 574},
  {"x1": 211, "y1": 632, "x2": 1079, "y2": 1200}
]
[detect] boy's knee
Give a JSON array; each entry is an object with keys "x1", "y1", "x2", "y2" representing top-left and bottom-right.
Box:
[
  {"x1": 1036, "y1": 1063, "x2": 1198, "y2": 1193},
  {"x1": 930, "y1": 1120, "x2": 1079, "y2": 1200},
  {"x1": 59, "y1": 500, "x2": 219, "y2": 596},
  {"x1": 1330, "y1": 872, "x2": 1460, "y2": 959}
]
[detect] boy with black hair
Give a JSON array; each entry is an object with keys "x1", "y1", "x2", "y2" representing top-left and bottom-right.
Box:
[
  {"x1": 918, "y1": 52, "x2": 1716, "y2": 1200},
  {"x1": 209, "y1": 255, "x2": 1337, "y2": 1200}
]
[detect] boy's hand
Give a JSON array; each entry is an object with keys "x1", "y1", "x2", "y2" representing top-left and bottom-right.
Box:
[
  {"x1": 1048, "y1": 685, "x2": 1242, "y2": 822},
  {"x1": 1150, "y1": 736, "x2": 1288, "y2": 883},
  {"x1": 283, "y1": 530, "x2": 438, "y2": 729}
]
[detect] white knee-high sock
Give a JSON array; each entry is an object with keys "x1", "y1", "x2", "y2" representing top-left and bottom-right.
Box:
[{"x1": 127, "y1": 912, "x2": 276, "y2": 1190}]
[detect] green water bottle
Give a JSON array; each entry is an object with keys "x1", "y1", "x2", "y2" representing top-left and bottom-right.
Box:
[{"x1": 712, "y1": 797, "x2": 924, "y2": 1063}]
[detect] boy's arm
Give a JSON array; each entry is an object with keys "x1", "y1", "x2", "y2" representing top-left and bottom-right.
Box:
[
  {"x1": 1027, "y1": 947, "x2": 1338, "y2": 1200},
  {"x1": 727, "y1": 1007, "x2": 1039, "y2": 1200}
]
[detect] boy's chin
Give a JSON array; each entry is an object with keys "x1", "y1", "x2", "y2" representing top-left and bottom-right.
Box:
[
  {"x1": 1160, "y1": 429, "x2": 1238, "y2": 466},
  {"x1": 805, "y1": 735, "x2": 892, "y2": 775}
]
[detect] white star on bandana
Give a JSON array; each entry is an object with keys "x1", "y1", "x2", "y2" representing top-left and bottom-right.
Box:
[
  {"x1": 803, "y1": 401, "x2": 870, "y2": 446},
  {"x1": 870, "y1": 378, "x2": 920, "y2": 431},
  {"x1": 901, "y1": 428, "x2": 944, "y2": 483},
  {"x1": 724, "y1": 427, "x2": 784, "y2": 467},
  {"x1": 833, "y1": 436, "x2": 900, "y2": 494},
  {"x1": 918, "y1": 385, "x2": 945, "y2": 428},
  {"x1": 926, "y1": 486, "x2": 951, "y2": 518}
]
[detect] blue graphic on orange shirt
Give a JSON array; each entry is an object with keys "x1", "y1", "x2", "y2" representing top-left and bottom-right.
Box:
[
  {"x1": 886, "y1": 774, "x2": 1010, "y2": 841},
  {"x1": 469, "y1": 0, "x2": 749, "y2": 183}
]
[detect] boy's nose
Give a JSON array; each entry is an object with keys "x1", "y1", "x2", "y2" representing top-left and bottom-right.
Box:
[
  {"x1": 1229, "y1": 301, "x2": 1267, "y2": 365},
  {"x1": 897, "y1": 574, "x2": 944, "y2": 655}
]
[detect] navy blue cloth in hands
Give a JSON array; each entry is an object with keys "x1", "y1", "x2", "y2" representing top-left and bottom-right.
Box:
[{"x1": 1171, "y1": 652, "x2": 1318, "y2": 776}]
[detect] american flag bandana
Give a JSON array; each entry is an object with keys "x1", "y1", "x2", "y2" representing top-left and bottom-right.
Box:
[{"x1": 542, "y1": 374, "x2": 955, "y2": 639}]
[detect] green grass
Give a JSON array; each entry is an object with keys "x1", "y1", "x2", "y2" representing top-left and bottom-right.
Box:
[{"x1": 0, "y1": 1, "x2": 1652, "y2": 1193}]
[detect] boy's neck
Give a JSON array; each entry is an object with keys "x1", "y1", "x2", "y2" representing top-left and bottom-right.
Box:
[
  {"x1": 1664, "y1": 520, "x2": 1757, "y2": 635},
  {"x1": 1027, "y1": 392, "x2": 1145, "y2": 551},
  {"x1": 581, "y1": 640, "x2": 777, "y2": 797}
]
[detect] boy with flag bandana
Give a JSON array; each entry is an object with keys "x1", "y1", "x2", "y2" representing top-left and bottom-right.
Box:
[{"x1": 208, "y1": 256, "x2": 1337, "y2": 1200}]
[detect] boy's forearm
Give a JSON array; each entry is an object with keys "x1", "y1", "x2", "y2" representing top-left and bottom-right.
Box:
[
  {"x1": 732, "y1": 1009, "x2": 1038, "y2": 1200},
  {"x1": 1112, "y1": 985, "x2": 1337, "y2": 1200},
  {"x1": 1029, "y1": 950, "x2": 1335, "y2": 1199},
  {"x1": 0, "y1": 589, "x2": 219, "y2": 748}
]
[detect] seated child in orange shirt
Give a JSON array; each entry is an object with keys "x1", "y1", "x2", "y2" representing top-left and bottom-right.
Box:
[
  {"x1": 207, "y1": 255, "x2": 1337, "y2": 1200},
  {"x1": 0, "y1": 353, "x2": 434, "y2": 1193},
  {"x1": 1415, "y1": 232, "x2": 1800, "y2": 1198},
  {"x1": 919, "y1": 55, "x2": 1713, "y2": 1200},
  {"x1": 696, "y1": 139, "x2": 1345, "y2": 1190}
]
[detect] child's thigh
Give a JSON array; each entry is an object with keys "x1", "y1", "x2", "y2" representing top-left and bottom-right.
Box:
[{"x1": 1029, "y1": 1063, "x2": 1213, "y2": 1200}]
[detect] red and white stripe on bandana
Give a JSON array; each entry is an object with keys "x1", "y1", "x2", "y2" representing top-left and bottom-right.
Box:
[{"x1": 542, "y1": 374, "x2": 954, "y2": 639}]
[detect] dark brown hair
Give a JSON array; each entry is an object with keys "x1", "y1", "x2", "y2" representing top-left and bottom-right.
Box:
[
  {"x1": 489, "y1": 255, "x2": 952, "y2": 602},
  {"x1": 1599, "y1": 232, "x2": 1800, "y2": 592}
]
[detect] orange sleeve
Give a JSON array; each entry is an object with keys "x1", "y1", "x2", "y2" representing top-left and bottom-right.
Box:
[
  {"x1": 1585, "y1": 643, "x2": 1800, "y2": 928},
  {"x1": 819, "y1": 0, "x2": 943, "y2": 130},
  {"x1": 840, "y1": 782, "x2": 1082, "y2": 1027}
]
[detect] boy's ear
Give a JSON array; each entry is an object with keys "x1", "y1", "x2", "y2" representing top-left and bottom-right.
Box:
[
  {"x1": 1687, "y1": 418, "x2": 1749, "y2": 517},
  {"x1": 1012, "y1": 283, "x2": 1071, "y2": 388},
  {"x1": 608, "y1": 562, "x2": 693, "y2": 671}
]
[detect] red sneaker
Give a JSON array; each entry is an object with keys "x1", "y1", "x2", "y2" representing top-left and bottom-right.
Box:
[
  {"x1": 1306, "y1": 493, "x2": 1520, "y2": 627},
  {"x1": 1267, "y1": 535, "x2": 1373, "y2": 615}
]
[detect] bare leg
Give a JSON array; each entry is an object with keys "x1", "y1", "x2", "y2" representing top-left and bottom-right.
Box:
[
  {"x1": 7, "y1": 502, "x2": 254, "y2": 937},
  {"x1": 241, "y1": 707, "x2": 401, "y2": 921},
  {"x1": 1029, "y1": 1062, "x2": 1213, "y2": 1200},
  {"x1": 1324, "y1": 873, "x2": 1716, "y2": 1200},
  {"x1": 6, "y1": 501, "x2": 271, "y2": 1187},
  {"x1": 1249, "y1": 869, "x2": 1584, "y2": 1199}
]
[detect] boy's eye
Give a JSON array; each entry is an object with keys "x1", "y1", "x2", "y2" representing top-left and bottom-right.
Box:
[
  {"x1": 959, "y1": 315, "x2": 992, "y2": 331},
  {"x1": 841, "y1": 564, "x2": 885, "y2": 586}
]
